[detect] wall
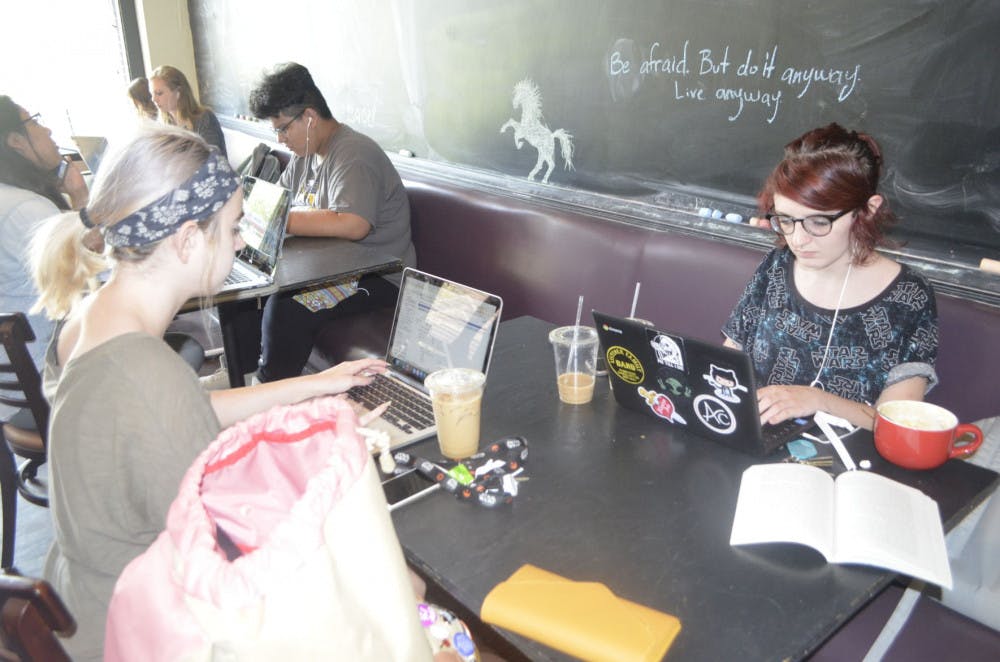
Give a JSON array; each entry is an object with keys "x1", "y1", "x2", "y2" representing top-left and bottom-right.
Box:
[
  {"x1": 185, "y1": 0, "x2": 1000, "y2": 303},
  {"x1": 135, "y1": 0, "x2": 200, "y2": 96}
]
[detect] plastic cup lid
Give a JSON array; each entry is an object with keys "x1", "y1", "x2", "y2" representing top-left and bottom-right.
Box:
[{"x1": 425, "y1": 367, "x2": 485, "y2": 393}]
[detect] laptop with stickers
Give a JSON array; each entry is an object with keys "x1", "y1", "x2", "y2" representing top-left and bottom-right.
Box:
[
  {"x1": 219, "y1": 177, "x2": 290, "y2": 293},
  {"x1": 593, "y1": 311, "x2": 812, "y2": 456},
  {"x1": 346, "y1": 268, "x2": 503, "y2": 450}
]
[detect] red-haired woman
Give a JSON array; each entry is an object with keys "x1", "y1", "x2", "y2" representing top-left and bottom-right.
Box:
[{"x1": 723, "y1": 123, "x2": 938, "y2": 430}]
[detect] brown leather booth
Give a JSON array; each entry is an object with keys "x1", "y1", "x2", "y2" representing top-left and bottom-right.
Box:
[{"x1": 314, "y1": 167, "x2": 1000, "y2": 424}]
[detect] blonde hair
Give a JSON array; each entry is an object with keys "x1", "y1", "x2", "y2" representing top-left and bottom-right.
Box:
[
  {"x1": 30, "y1": 125, "x2": 224, "y2": 319},
  {"x1": 150, "y1": 65, "x2": 207, "y2": 130}
]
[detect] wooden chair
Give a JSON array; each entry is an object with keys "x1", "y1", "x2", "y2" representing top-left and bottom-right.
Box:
[
  {"x1": 0, "y1": 571, "x2": 75, "y2": 661},
  {"x1": 0, "y1": 314, "x2": 50, "y2": 570}
]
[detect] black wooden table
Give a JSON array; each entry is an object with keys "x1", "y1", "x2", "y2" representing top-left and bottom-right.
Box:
[
  {"x1": 213, "y1": 236, "x2": 401, "y2": 387},
  {"x1": 390, "y1": 316, "x2": 999, "y2": 661}
]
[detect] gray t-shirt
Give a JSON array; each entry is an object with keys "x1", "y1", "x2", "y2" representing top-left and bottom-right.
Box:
[
  {"x1": 44, "y1": 333, "x2": 220, "y2": 661},
  {"x1": 279, "y1": 124, "x2": 416, "y2": 278}
]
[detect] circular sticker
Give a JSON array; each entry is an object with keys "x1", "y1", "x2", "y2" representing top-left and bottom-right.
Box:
[
  {"x1": 693, "y1": 394, "x2": 737, "y2": 435},
  {"x1": 607, "y1": 346, "x2": 645, "y2": 384}
]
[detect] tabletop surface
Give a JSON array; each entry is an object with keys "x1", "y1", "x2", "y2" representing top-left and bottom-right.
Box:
[
  {"x1": 272, "y1": 235, "x2": 401, "y2": 292},
  {"x1": 391, "y1": 316, "x2": 999, "y2": 661},
  {"x1": 209, "y1": 236, "x2": 402, "y2": 387},
  {"x1": 215, "y1": 235, "x2": 402, "y2": 303}
]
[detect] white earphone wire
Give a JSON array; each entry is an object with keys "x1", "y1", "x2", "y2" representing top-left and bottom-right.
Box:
[{"x1": 810, "y1": 262, "x2": 854, "y2": 388}]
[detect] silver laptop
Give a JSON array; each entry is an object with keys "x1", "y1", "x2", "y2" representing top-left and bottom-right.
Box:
[
  {"x1": 347, "y1": 268, "x2": 503, "y2": 450},
  {"x1": 71, "y1": 136, "x2": 108, "y2": 175},
  {"x1": 219, "y1": 177, "x2": 290, "y2": 293}
]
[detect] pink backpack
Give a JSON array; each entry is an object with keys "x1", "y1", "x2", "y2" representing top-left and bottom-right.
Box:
[{"x1": 105, "y1": 396, "x2": 432, "y2": 661}]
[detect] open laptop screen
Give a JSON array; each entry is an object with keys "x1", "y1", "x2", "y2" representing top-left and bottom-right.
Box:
[
  {"x1": 387, "y1": 270, "x2": 503, "y2": 383},
  {"x1": 240, "y1": 177, "x2": 289, "y2": 270}
]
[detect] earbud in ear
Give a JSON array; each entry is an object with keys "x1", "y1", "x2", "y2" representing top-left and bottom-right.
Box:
[{"x1": 307, "y1": 116, "x2": 314, "y2": 127}]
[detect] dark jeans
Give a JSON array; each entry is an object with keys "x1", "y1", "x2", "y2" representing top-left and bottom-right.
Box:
[{"x1": 256, "y1": 274, "x2": 398, "y2": 382}]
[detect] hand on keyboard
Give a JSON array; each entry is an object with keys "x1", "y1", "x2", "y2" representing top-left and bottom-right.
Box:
[{"x1": 308, "y1": 358, "x2": 389, "y2": 395}]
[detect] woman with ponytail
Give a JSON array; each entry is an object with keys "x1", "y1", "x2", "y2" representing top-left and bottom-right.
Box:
[{"x1": 29, "y1": 125, "x2": 384, "y2": 660}]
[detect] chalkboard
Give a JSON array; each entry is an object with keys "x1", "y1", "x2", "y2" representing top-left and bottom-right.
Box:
[{"x1": 189, "y1": 0, "x2": 1000, "y2": 260}]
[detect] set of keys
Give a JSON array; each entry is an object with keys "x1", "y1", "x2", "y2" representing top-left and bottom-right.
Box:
[{"x1": 782, "y1": 455, "x2": 833, "y2": 467}]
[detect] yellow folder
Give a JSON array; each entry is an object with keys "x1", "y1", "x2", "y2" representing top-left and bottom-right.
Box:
[{"x1": 480, "y1": 564, "x2": 682, "y2": 661}]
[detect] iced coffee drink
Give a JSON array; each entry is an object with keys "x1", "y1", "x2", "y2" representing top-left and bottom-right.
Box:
[{"x1": 425, "y1": 368, "x2": 486, "y2": 459}]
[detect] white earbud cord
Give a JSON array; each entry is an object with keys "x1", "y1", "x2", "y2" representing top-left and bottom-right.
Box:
[
  {"x1": 292, "y1": 117, "x2": 314, "y2": 207},
  {"x1": 810, "y1": 262, "x2": 854, "y2": 388}
]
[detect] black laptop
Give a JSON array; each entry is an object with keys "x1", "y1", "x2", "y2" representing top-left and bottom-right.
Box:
[{"x1": 593, "y1": 311, "x2": 812, "y2": 456}]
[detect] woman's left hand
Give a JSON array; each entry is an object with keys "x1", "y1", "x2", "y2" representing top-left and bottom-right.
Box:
[{"x1": 756, "y1": 384, "x2": 826, "y2": 425}]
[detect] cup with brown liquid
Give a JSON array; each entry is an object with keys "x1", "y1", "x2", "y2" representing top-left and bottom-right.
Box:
[
  {"x1": 425, "y1": 368, "x2": 486, "y2": 459},
  {"x1": 548, "y1": 326, "x2": 599, "y2": 405}
]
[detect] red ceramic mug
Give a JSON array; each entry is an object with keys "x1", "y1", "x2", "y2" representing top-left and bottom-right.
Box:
[{"x1": 874, "y1": 400, "x2": 983, "y2": 470}]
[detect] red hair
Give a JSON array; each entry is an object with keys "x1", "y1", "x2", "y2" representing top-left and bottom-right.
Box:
[{"x1": 758, "y1": 123, "x2": 896, "y2": 262}]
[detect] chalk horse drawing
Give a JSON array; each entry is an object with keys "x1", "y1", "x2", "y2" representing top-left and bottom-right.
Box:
[{"x1": 500, "y1": 78, "x2": 575, "y2": 184}]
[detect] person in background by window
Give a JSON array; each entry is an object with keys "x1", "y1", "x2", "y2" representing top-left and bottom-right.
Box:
[
  {"x1": 0, "y1": 95, "x2": 90, "y2": 406},
  {"x1": 126, "y1": 76, "x2": 157, "y2": 121},
  {"x1": 722, "y1": 123, "x2": 938, "y2": 430},
  {"x1": 149, "y1": 65, "x2": 227, "y2": 157}
]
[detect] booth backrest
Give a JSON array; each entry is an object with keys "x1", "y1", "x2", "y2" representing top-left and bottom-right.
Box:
[{"x1": 398, "y1": 171, "x2": 999, "y2": 423}]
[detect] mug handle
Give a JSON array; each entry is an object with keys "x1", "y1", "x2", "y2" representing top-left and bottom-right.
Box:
[{"x1": 950, "y1": 424, "x2": 984, "y2": 459}]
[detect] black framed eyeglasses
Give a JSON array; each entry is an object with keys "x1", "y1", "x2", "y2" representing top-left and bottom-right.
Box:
[
  {"x1": 20, "y1": 112, "x2": 41, "y2": 128},
  {"x1": 765, "y1": 209, "x2": 853, "y2": 237},
  {"x1": 273, "y1": 110, "x2": 304, "y2": 137}
]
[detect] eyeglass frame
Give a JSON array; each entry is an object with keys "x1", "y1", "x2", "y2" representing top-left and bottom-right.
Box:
[
  {"x1": 764, "y1": 208, "x2": 854, "y2": 237},
  {"x1": 19, "y1": 112, "x2": 42, "y2": 129},
  {"x1": 273, "y1": 110, "x2": 305, "y2": 137}
]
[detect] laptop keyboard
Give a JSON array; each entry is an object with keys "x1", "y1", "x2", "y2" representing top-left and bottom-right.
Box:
[
  {"x1": 761, "y1": 417, "x2": 812, "y2": 452},
  {"x1": 223, "y1": 266, "x2": 252, "y2": 286},
  {"x1": 349, "y1": 374, "x2": 435, "y2": 433}
]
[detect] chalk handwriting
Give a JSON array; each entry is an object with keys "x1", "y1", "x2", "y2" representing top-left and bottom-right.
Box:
[
  {"x1": 608, "y1": 40, "x2": 861, "y2": 124},
  {"x1": 780, "y1": 63, "x2": 861, "y2": 101}
]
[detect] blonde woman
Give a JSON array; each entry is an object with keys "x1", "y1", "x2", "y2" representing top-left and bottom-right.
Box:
[
  {"x1": 149, "y1": 64, "x2": 227, "y2": 156},
  {"x1": 30, "y1": 126, "x2": 383, "y2": 660}
]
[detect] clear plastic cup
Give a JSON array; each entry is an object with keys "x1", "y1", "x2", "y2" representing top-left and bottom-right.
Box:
[
  {"x1": 548, "y1": 326, "x2": 599, "y2": 405},
  {"x1": 424, "y1": 368, "x2": 486, "y2": 459}
]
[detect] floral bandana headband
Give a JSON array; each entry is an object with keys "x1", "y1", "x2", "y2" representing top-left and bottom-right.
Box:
[{"x1": 80, "y1": 148, "x2": 240, "y2": 248}]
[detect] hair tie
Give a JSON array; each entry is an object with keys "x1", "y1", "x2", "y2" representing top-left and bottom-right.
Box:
[{"x1": 79, "y1": 206, "x2": 95, "y2": 228}]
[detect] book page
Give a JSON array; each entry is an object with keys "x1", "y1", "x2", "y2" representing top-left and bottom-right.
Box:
[
  {"x1": 730, "y1": 464, "x2": 835, "y2": 559},
  {"x1": 832, "y1": 471, "x2": 952, "y2": 589}
]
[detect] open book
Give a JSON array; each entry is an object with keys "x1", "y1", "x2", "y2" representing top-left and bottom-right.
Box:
[{"x1": 730, "y1": 463, "x2": 952, "y2": 589}]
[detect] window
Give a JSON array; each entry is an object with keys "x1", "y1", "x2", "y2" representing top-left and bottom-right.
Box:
[{"x1": 2, "y1": 0, "x2": 135, "y2": 148}]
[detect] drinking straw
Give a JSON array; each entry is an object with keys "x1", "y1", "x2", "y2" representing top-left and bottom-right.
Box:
[
  {"x1": 567, "y1": 295, "x2": 584, "y2": 372},
  {"x1": 629, "y1": 282, "x2": 641, "y2": 318}
]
